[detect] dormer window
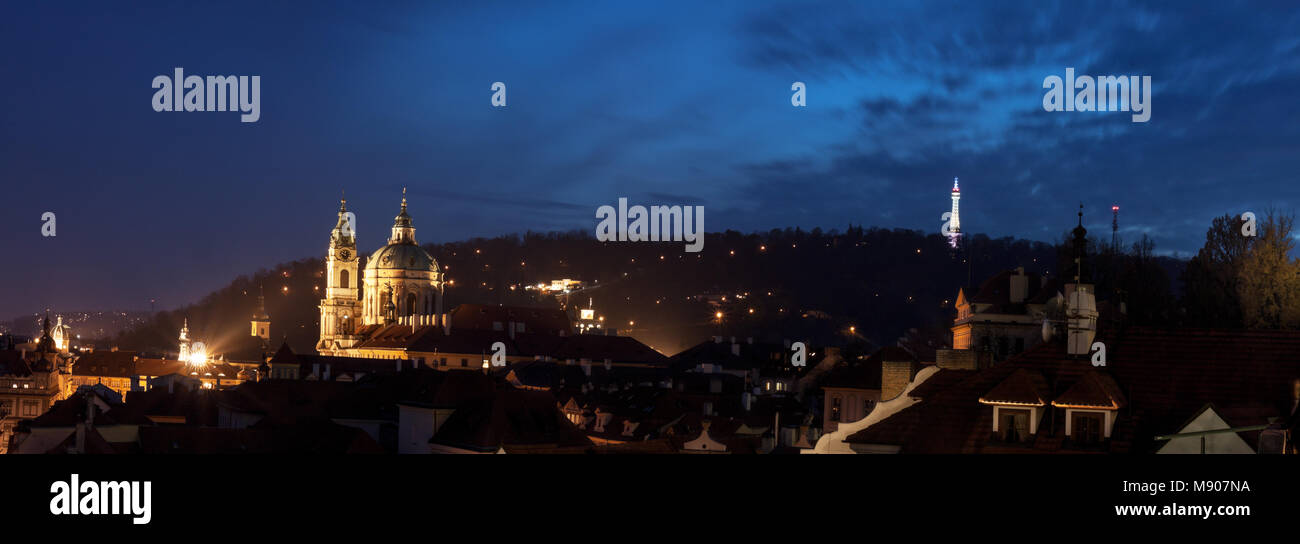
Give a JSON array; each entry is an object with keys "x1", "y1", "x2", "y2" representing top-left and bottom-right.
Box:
[
  {"x1": 979, "y1": 368, "x2": 1050, "y2": 443},
  {"x1": 1051, "y1": 370, "x2": 1127, "y2": 446}
]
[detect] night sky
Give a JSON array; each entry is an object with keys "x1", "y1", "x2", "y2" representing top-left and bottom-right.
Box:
[{"x1": 3, "y1": 0, "x2": 1299, "y2": 316}]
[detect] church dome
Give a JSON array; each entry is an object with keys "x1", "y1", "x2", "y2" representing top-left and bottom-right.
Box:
[
  {"x1": 366, "y1": 243, "x2": 438, "y2": 272},
  {"x1": 363, "y1": 188, "x2": 439, "y2": 273}
]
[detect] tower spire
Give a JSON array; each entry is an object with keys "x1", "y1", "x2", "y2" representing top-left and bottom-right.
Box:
[
  {"x1": 390, "y1": 188, "x2": 415, "y2": 244},
  {"x1": 947, "y1": 176, "x2": 962, "y2": 248},
  {"x1": 1072, "y1": 204, "x2": 1088, "y2": 283}
]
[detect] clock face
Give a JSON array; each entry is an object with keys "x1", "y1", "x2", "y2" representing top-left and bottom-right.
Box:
[{"x1": 338, "y1": 249, "x2": 351, "y2": 260}]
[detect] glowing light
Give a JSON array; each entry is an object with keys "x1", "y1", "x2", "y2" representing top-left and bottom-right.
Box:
[
  {"x1": 188, "y1": 342, "x2": 207, "y2": 366},
  {"x1": 715, "y1": 312, "x2": 723, "y2": 319}
]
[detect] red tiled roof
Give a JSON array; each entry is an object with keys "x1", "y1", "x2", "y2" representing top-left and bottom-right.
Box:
[
  {"x1": 0, "y1": 350, "x2": 33, "y2": 377},
  {"x1": 1053, "y1": 370, "x2": 1126, "y2": 409},
  {"x1": 979, "y1": 368, "x2": 1050, "y2": 406},
  {"x1": 430, "y1": 386, "x2": 591, "y2": 452},
  {"x1": 448, "y1": 304, "x2": 572, "y2": 335},
  {"x1": 138, "y1": 422, "x2": 383, "y2": 453},
  {"x1": 551, "y1": 334, "x2": 667, "y2": 365},
  {"x1": 72, "y1": 350, "x2": 137, "y2": 378},
  {"x1": 846, "y1": 327, "x2": 1300, "y2": 453}
]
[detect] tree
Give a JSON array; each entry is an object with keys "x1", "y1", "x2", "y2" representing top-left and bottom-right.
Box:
[
  {"x1": 1237, "y1": 211, "x2": 1300, "y2": 329},
  {"x1": 1116, "y1": 234, "x2": 1175, "y2": 326},
  {"x1": 1180, "y1": 214, "x2": 1250, "y2": 328}
]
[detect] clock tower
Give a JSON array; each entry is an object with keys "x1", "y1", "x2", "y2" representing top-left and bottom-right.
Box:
[{"x1": 317, "y1": 197, "x2": 364, "y2": 354}]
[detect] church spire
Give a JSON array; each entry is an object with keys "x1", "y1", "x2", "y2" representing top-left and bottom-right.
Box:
[
  {"x1": 332, "y1": 192, "x2": 355, "y2": 247},
  {"x1": 253, "y1": 285, "x2": 270, "y2": 320},
  {"x1": 1072, "y1": 203, "x2": 1088, "y2": 283},
  {"x1": 389, "y1": 188, "x2": 416, "y2": 244},
  {"x1": 36, "y1": 312, "x2": 55, "y2": 352}
]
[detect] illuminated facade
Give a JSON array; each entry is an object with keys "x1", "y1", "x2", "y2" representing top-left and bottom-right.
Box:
[
  {"x1": 575, "y1": 298, "x2": 602, "y2": 333},
  {"x1": 318, "y1": 191, "x2": 444, "y2": 355},
  {"x1": 51, "y1": 316, "x2": 71, "y2": 352},
  {"x1": 0, "y1": 315, "x2": 72, "y2": 453},
  {"x1": 178, "y1": 318, "x2": 192, "y2": 362},
  {"x1": 360, "y1": 190, "x2": 444, "y2": 327},
  {"x1": 318, "y1": 198, "x2": 363, "y2": 354},
  {"x1": 251, "y1": 286, "x2": 271, "y2": 341}
]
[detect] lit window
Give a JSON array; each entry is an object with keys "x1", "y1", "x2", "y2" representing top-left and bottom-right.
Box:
[{"x1": 831, "y1": 397, "x2": 842, "y2": 422}]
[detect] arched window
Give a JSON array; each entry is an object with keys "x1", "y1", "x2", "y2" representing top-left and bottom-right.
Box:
[
  {"x1": 406, "y1": 293, "x2": 417, "y2": 316},
  {"x1": 339, "y1": 269, "x2": 349, "y2": 289}
]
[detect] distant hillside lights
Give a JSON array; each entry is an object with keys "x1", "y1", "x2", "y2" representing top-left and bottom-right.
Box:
[
  {"x1": 1042, "y1": 68, "x2": 1151, "y2": 123},
  {"x1": 151, "y1": 68, "x2": 260, "y2": 123},
  {"x1": 596, "y1": 198, "x2": 704, "y2": 253}
]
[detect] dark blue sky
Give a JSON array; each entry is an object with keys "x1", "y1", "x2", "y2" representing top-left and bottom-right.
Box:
[{"x1": 3, "y1": 0, "x2": 1299, "y2": 316}]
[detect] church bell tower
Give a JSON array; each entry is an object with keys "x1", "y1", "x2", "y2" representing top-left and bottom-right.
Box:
[
  {"x1": 251, "y1": 285, "x2": 271, "y2": 341},
  {"x1": 318, "y1": 197, "x2": 363, "y2": 354}
]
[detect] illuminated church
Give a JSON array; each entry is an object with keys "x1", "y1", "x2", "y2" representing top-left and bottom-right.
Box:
[{"x1": 316, "y1": 190, "x2": 445, "y2": 355}]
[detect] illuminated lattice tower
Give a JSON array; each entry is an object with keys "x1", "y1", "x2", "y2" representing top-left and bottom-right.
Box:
[{"x1": 948, "y1": 177, "x2": 962, "y2": 248}]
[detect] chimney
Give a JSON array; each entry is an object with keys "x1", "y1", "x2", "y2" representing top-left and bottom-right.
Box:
[
  {"x1": 1009, "y1": 267, "x2": 1028, "y2": 303},
  {"x1": 881, "y1": 360, "x2": 913, "y2": 400},
  {"x1": 935, "y1": 349, "x2": 978, "y2": 370}
]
